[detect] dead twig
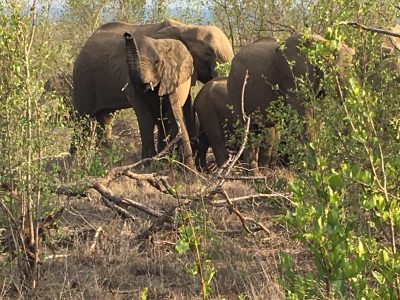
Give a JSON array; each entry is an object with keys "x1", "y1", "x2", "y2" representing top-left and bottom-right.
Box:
[
  {"x1": 216, "y1": 70, "x2": 251, "y2": 180},
  {"x1": 211, "y1": 193, "x2": 289, "y2": 206},
  {"x1": 259, "y1": 20, "x2": 297, "y2": 34},
  {"x1": 89, "y1": 226, "x2": 103, "y2": 252}
]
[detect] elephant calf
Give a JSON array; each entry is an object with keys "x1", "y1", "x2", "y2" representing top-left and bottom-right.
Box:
[
  {"x1": 194, "y1": 77, "x2": 279, "y2": 172},
  {"x1": 194, "y1": 77, "x2": 231, "y2": 169}
]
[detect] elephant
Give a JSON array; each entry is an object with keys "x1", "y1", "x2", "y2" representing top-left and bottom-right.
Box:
[
  {"x1": 193, "y1": 77, "x2": 230, "y2": 169},
  {"x1": 195, "y1": 34, "x2": 354, "y2": 172},
  {"x1": 71, "y1": 19, "x2": 234, "y2": 159},
  {"x1": 193, "y1": 76, "x2": 278, "y2": 171},
  {"x1": 123, "y1": 33, "x2": 194, "y2": 167}
]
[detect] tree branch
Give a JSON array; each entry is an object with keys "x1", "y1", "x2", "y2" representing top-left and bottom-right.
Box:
[{"x1": 340, "y1": 21, "x2": 400, "y2": 38}]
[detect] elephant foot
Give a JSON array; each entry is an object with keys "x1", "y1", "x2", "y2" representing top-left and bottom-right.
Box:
[{"x1": 69, "y1": 144, "x2": 77, "y2": 156}]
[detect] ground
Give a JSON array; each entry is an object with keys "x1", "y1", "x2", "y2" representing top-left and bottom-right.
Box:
[{"x1": 0, "y1": 109, "x2": 310, "y2": 300}]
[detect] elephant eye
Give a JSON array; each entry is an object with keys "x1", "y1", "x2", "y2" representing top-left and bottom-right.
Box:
[
  {"x1": 154, "y1": 59, "x2": 160, "y2": 66},
  {"x1": 205, "y1": 48, "x2": 214, "y2": 57}
]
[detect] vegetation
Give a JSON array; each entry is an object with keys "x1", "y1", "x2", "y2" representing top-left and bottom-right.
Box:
[{"x1": 1, "y1": 0, "x2": 399, "y2": 299}]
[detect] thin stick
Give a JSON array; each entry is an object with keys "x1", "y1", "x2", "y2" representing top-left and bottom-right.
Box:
[
  {"x1": 217, "y1": 70, "x2": 251, "y2": 178},
  {"x1": 89, "y1": 226, "x2": 103, "y2": 252}
]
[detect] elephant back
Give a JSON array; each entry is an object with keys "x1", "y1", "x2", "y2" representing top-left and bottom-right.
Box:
[{"x1": 227, "y1": 36, "x2": 281, "y2": 120}]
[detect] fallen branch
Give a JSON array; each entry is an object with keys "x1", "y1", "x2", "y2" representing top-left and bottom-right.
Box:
[
  {"x1": 220, "y1": 189, "x2": 271, "y2": 235},
  {"x1": 211, "y1": 193, "x2": 288, "y2": 206},
  {"x1": 101, "y1": 196, "x2": 138, "y2": 220},
  {"x1": 216, "y1": 175, "x2": 273, "y2": 180},
  {"x1": 123, "y1": 170, "x2": 172, "y2": 197},
  {"x1": 92, "y1": 181, "x2": 163, "y2": 218},
  {"x1": 135, "y1": 207, "x2": 177, "y2": 240}
]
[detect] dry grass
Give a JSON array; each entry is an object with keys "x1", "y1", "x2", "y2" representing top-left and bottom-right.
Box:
[{"x1": 0, "y1": 109, "x2": 311, "y2": 300}]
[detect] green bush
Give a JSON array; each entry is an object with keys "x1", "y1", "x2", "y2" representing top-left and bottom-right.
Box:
[{"x1": 277, "y1": 4, "x2": 400, "y2": 298}]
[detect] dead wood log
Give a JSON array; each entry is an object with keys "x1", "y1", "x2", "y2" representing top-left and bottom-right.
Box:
[
  {"x1": 101, "y1": 196, "x2": 138, "y2": 220},
  {"x1": 92, "y1": 181, "x2": 163, "y2": 218}
]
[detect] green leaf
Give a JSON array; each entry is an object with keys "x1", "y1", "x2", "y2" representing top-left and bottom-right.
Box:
[
  {"x1": 373, "y1": 194, "x2": 385, "y2": 213},
  {"x1": 356, "y1": 240, "x2": 367, "y2": 260},
  {"x1": 328, "y1": 173, "x2": 343, "y2": 191},
  {"x1": 179, "y1": 225, "x2": 193, "y2": 240},
  {"x1": 372, "y1": 271, "x2": 386, "y2": 285},
  {"x1": 175, "y1": 240, "x2": 190, "y2": 254},
  {"x1": 140, "y1": 287, "x2": 148, "y2": 300},
  {"x1": 378, "y1": 249, "x2": 390, "y2": 265}
]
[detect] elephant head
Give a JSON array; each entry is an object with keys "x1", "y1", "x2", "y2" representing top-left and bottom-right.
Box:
[
  {"x1": 152, "y1": 23, "x2": 234, "y2": 83},
  {"x1": 123, "y1": 32, "x2": 193, "y2": 97}
]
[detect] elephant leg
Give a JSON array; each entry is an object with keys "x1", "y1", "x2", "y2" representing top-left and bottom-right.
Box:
[
  {"x1": 243, "y1": 146, "x2": 260, "y2": 175},
  {"x1": 183, "y1": 93, "x2": 197, "y2": 153},
  {"x1": 95, "y1": 109, "x2": 114, "y2": 147},
  {"x1": 195, "y1": 127, "x2": 210, "y2": 171},
  {"x1": 258, "y1": 126, "x2": 279, "y2": 169},
  {"x1": 126, "y1": 88, "x2": 157, "y2": 159},
  {"x1": 196, "y1": 107, "x2": 229, "y2": 168},
  {"x1": 168, "y1": 80, "x2": 195, "y2": 169},
  {"x1": 137, "y1": 111, "x2": 157, "y2": 159}
]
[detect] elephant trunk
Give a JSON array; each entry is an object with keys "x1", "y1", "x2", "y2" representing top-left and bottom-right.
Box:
[{"x1": 123, "y1": 32, "x2": 142, "y2": 88}]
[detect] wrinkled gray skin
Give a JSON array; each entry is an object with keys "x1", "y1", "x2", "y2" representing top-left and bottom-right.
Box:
[
  {"x1": 72, "y1": 19, "x2": 234, "y2": 161},
  {"x1": 122, "y1": 34, "x2": 194, "y2": 167},
  {"x1": 198, "y1": 34, "x2": 353, "y2": 172}
]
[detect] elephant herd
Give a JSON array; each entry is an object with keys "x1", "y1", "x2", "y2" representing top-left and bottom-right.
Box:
[{"x1": 70, "y1": 19, "x2": 397, "y2": 173}]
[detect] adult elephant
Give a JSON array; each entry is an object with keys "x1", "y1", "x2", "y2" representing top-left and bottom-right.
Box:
[
  {"x1": 71, "y1": 19, "x2": 234, "y2": 158},
  {"x1": 197, "y1": 34, "x2": 354, "y2": 172}
]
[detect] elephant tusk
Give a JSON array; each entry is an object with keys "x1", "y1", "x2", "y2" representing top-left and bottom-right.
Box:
[
  {"x1": 150, "y1": 82, "x2": 154, "y2": 91},
  {"x1": 121, "y1": 81, "x2": 129, "y2": 91}
]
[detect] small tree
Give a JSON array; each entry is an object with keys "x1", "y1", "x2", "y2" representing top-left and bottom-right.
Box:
[{"x1": 0, "y1": 0, "x2": 67, "y2": 290}]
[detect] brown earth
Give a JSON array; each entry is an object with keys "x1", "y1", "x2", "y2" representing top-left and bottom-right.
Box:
[{"x1": 0, "y1": 109, "x2": 310, "y2": 300}]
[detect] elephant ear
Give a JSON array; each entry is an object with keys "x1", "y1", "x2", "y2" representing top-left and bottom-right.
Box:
[{"x1": 157, "y1": 39, "x2": 194, "y2": 96}]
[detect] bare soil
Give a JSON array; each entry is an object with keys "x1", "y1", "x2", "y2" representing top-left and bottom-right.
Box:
[{"x1": 0, "y1": 110, "x2": 310, "y2": 300}]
